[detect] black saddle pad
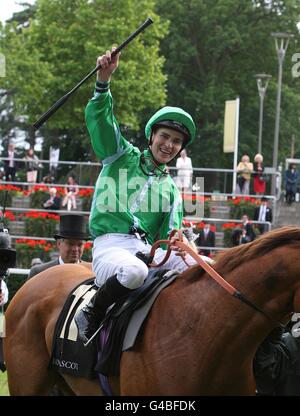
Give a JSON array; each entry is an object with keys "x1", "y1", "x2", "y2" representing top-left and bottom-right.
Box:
[
  {"x1": 95, "y1": 269, "x2": 174, "y2": 376},
  {"x1": 49, "y1": 278, "x2": 98, "y2": 379},
  {"x1": 49, "y1": 270, "x2": 177, "y2": 379}
]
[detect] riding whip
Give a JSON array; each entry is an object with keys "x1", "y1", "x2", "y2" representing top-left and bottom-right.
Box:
[{"x1": 33, "y1": 17, "x2": 154, "y2": 129}]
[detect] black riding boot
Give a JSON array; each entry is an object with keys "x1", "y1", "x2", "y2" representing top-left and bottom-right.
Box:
[{"x1": 75, "y1": 274, "x2": 132, "y2": 344}]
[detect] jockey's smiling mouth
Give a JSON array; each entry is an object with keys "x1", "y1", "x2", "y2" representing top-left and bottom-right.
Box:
[{"x1": 149, "y1": 128, "x2": 185, "y2": 164}]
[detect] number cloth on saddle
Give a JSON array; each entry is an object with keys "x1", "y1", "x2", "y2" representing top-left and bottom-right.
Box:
[{"x1": 50, "y1": 270, "x2": 178, "y2": 379}]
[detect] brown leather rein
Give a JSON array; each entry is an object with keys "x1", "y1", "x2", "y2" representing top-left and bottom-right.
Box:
[{"x1": 148, "y1": 229, "x2": 285, "y2": 328}]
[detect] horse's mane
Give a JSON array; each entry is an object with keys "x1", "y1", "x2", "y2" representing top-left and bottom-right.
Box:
[{"x1": 214, "y1": 226, "x2": 300, "y2": 273}]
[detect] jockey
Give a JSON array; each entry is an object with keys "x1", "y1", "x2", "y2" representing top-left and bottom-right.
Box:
[{"x1": 75, "y1": 47, "x2": 203, "y2": 344}]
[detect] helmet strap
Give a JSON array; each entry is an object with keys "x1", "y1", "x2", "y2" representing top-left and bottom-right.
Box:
[{"x1": 140, "y1": 152, "x2": 169, "y2": 177}]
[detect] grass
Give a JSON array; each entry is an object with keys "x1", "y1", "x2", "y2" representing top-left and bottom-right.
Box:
[{"x1": 0, "y1": 371, "x2": 9, "y2": 396}]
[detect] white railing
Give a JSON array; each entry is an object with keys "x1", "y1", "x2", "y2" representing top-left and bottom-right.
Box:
[
  {"x1": 0, "y1": 157, "x2": 281, "y2": 197},
  {"x1": 7, "y1": 268, "x2": 30, "y2": 276}
]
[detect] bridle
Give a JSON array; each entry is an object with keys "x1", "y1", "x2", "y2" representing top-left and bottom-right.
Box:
[{"x1": 149, "y1": 229, "x2": 286, "y2": 329}]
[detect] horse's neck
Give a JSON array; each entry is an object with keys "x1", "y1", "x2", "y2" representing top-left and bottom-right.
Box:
[
  {"x1": 136, "y1": 242, "x2": 300, "y2": 394},
  {"x1": 182, "y1": 254, "x2": 297, "y2": 348},
  {"x1": 227, "y1": 250, "x2": 297, "y2": 315},
  {"x1": 209, "y1": 249, "x2": 300, "y2": 346}
]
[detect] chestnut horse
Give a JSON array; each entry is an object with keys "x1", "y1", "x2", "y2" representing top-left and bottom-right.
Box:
[{"x1": 4, "y1": 226, "x2": 300, "y2": 395}]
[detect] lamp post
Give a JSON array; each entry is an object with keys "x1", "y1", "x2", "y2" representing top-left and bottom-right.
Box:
[
  {"x1": 271, "y1": 32, "x2": 294, "y2": 196},
  {"x1": 254, "y1": 73, "x2": 272, "y2": 155}
]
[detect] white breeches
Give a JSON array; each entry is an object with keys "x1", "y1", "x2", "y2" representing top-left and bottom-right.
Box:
[{"x1": 93, "y1": 233, "x2": 208, "y2": 289}]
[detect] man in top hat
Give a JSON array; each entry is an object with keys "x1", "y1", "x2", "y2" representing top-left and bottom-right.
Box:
[{"x1": 28, "y1": 214, "x2": 89, "y2": 279}]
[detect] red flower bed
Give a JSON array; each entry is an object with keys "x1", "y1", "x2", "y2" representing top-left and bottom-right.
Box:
[
  {"x1": 79, "y1": 188, "x2": 94, "y2": 197},
  {"x1": 4, "y1": 210, "x2": 16, "y2": 221},
  {"x1": 23, "y1": 211, "x2": 60, "y2": 221},
  {"x1": 182, "y1": 219, "x2": 216, "y2": 233},
  {"x1": 221, "y1": 222, "x2": 241, "y2": 229},
  {"x1": 15, "y1": 238, "x2": 56, "y2": 268},
  {"x1": 15, "y1": 238, "x2": 54, "y2": 252},
  {"x1": 0, "y1": 184, "x2": 23, "y2": 192},
  {"x1": 84, "y1": 241, "x2": 93, "y2": 250},
  {"x1": 195, "y1": 221, "x2": 216, "y2": 232}
]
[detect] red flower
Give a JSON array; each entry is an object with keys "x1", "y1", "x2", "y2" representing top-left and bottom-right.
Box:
[
  {"x1": 79, "y1": 188, "x2": 94, "y2": 197},
  {"x1": 222, "y1": 222, "x2": 241, "y2": 229},
  {"x1": 31, "y1": 185, "x2": 48, "y2": 193},
  {"x1": 195, "y1": 221, "x2": 205, "y2": 229},
  {"x1": 15, "y1": 238, "x2": 55, "y2": 251},
  {"x1": 23, "y1": 211, "x2": 59, "y2": 221},
  {"x1": 0, "y1": 184, "x2": 22, "y2": 192},
  {"x1": 4, "y1": 210, "x2": 15, "y2": 221}
]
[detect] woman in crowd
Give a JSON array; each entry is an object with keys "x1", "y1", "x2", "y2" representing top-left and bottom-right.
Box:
[
  {"x1": 253, "y1": 153, "x2": 266, "y2": 196},
  {"x1": 62, "y1": 175, "x2": 79, "y2": 211},
  {"x1": 24, "y1": 148, "x2": 41, "y2": 189},
  {"x1": 236, "y1": 154, "x2": 253, "y2": 195}
]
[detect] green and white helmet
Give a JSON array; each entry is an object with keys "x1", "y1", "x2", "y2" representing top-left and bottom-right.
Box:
[{"x1": 145, "y1": 106, "x2": 196, "y2": 146}]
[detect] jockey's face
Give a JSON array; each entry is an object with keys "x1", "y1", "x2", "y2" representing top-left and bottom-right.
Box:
[
  {"x1": 56, "y1": 238, "x2": 85, "y2": 263},
  {"x1": 150, "y1": 128, "x2": 185, "y2": 164}
]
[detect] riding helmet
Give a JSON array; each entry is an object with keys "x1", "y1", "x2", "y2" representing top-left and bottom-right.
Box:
[{"x1": 145, "y1": 106, "x2": 196, "y2": 146}]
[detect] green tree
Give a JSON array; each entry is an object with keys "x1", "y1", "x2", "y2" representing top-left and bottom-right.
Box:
[
  {"x1": 157, "y1": 0, "x2": 300, "y2": 170},
  {"x1": 0, "y1": 4, "x2": 43, "y2": 151},
  {"x1": 0, "y1": 0, "x2": 168, "y2": 170}
]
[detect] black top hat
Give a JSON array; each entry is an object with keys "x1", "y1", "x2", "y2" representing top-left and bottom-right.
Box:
[{"x1": 54, "y1": 214, "x2": 90, "y2": 240}]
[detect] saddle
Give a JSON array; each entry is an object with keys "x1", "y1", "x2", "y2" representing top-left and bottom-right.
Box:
[{"x1": 49, "y1": 269, "x2": 178, "y2": 382}]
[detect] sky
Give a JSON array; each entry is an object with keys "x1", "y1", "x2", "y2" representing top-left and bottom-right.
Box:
[{"x1": 0, "y1": 0, "x2": 36, "y2": 25}]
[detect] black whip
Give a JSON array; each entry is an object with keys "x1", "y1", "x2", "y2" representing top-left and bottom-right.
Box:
[{"x1": 33, "y1": 17, "x2": 154, "y2": 129}]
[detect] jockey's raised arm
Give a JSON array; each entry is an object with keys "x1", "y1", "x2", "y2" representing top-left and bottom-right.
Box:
[{"x1": 75, "y1": 47, "x2": 200, "y2": 345}]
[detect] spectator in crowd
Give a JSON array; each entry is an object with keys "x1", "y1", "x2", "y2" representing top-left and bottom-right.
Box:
[
  {"x1": 241, "y1": 214, "x2": 256, "y2": 242},
  {"x1": 28, "y1": 214, "x2": 89, "y2": 279},
  {"x1": 0, "y1": 280, "x2": 8, "y2": 307},
  {"x1": 284, "y1": 163, "x2": 300, "y2": 205},
  {"x1": 4, "y1": 143, "x2": 17, "y2": 182},
  {"x1": 253, "y1": 153, "x2": 267, "y2": 196},
  {"x1": 24, "y1": 148, "x2": 41, "y2": 188},
  {"x1": 0, "y1": 279, "x2": 8, "y2": 372},
  {"x1": 253, "y1": 197, "x2": 273, "y2": 234},
  {"x1": 195, "y1": 223, "x2": 215, "y2": 256},
  {"x1": 175, "y1": 149, "x2": 193, "y2": 192},
  {"x1": 30, "y1": 258, "x2": 43, "y2": 268},
  {"x1": 231, "y1": 228, "x2": 248, "y2": 246},
  {"x1": 42, "y1": 173, "x2": 55, "y2": 184},
  {"x1": 62, "y1": 175, "x2": 79, "y2": 211},
  {"x1": 254, "y1": 324, "x2": 300, "y2": 396},
  {"x1": 43, "y1": 187, "x2": 61, "y2": 211},
  {"x1": 236, "y1": 155, "x2": 253, "y2": 195},
  {"x1": 182, "y1": 226, "x2": 198, "y2": 253}
]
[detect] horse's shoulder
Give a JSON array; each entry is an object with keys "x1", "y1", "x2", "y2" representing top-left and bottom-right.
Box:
[
  {"x1": 62, "y1": 262, "x2": 94, "y2": 275},
  {"x1": 79, "y1": 261, "x2": 93, "y2": 271},
  {"x1": 54, "y1": 262, "x2": 94, "y2": 278}
]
